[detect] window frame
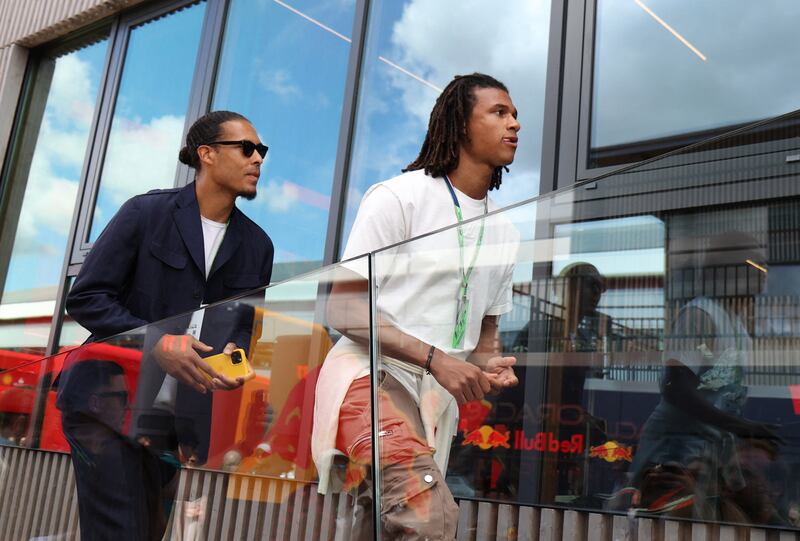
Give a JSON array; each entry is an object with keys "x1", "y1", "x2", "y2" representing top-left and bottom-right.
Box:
[{"x1": 548, "y1": 0, "x2": 800, "y2": 216}]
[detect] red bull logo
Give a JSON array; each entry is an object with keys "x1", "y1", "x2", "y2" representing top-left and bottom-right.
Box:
[
  {"x1": 458, "y1": 400, "x2": 493, "y2": 434},
  {"x1": 514, "y1": 431, "x2": 583, "y2": 454},
  {"x1": 462, "y1": 425, "x2": 511, "y2": 450},
  {"x1": 589, "y1": 441, "x2": 633, "y2": 463},
  {"x1": 463, "y1": 427, "x2": 584, "y2": 455}
]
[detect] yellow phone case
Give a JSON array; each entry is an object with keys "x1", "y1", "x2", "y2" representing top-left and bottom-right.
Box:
[{"x1": 202, "y1": 348, "x2": 255, "y2": 382}]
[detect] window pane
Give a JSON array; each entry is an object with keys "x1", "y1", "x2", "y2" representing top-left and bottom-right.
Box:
[
  {"x1": 341, "y1": 0, "x2": 552, "y2": 252},
  {"x1": 89, "y1": 2, "x2": 207, "y2": 241},
  {"x1": 590, "y1": 0, "x2": 800, "y2": 168},
  {"x1": 212, "y1": 0, "x2": 356, "y2": 281},
  {"x1": 0, "y1": 39, "x2": 109, "y2": 357}
]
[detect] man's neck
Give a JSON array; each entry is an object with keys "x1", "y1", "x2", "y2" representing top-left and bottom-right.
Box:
[
  {"x1": 446, "y1": 157, "x2": 493, "y2": 200},
  {"x1": 195, "y1": 175, "x2": 235, "y2": 223}
]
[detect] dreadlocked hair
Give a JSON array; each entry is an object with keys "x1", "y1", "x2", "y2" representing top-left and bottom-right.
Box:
[{"x1": 403, "y1": 72, "x2": 510, "y2": 191}]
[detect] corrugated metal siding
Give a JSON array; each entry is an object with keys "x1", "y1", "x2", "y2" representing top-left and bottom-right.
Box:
[
  {"x1": 0, "y1": 447, "x2": 796, "y2": 541},
  {"x1": 0, "y1": 446, "x2": 80, "y2": 540},
  {"x1": 0, "y1": 45, "x2": 10, "y2": 89},
  {"x1": 0, "y1": 0, "x2": 148, "y2": 49}
]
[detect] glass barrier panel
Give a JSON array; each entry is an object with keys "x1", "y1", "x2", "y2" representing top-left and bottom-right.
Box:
[
  {"x1": 370, "y1": 108, "x2": 800, "y2": 532},
  {"x1": 2, "y1": 256, "x2": 374, "y2": 539}
]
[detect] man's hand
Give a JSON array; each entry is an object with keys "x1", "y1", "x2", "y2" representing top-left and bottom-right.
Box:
[
  {"x1": 484, "y1": 356, "x2": 518, "y2": 392},
  {"x1": 429, "y1": 352, "x2": 491, "y2": 404},
  {"x1": 212, "y1": 342, "x2": 246, "y2": 390},
  {"x1": 153, "y1": 334, "x2": 223, "y2": 393}
]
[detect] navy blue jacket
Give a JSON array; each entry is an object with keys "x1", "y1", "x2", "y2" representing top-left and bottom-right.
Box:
[
  {"x1": 67, "y1": 182, "x2": 273, "y2": 340},
  {"x1": 63, "y1": 182, "x2": 273, "y2": 462}
]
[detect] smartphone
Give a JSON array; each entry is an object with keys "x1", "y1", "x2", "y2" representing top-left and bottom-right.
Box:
[{"x1": 202, "y1": 348, "x2": 254, "y2": 382}]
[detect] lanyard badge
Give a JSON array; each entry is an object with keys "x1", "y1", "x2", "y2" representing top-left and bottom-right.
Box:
[{"x1": 444, "y1": 175, "x2": 487, "y2": 349}]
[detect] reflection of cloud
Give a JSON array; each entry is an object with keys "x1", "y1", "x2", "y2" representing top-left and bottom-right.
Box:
[
  {"x1": 48, "y1": 54, "x2": 96, "y2": 128},
  {"x1": 260, "y1": 178, "x2": 331, "y2": 212},
  {"x1": 593, "y1": 0, "x2": 800, "y2": 146},
  {"x1": 356, "y1": 0, "x2": 550, "y2": 210},
  {"x1": 258, "y1": 68, "x2": 301, "y2": 98},
  {"x1": 9, "y1": 53, "x2": 97, "y2": 259},
  {"x1": 100, "y1": 114, "x2": 185, "y2": 206},
  {"x1": 263, "y1": 179, "x2": 300, "y2": 212}
]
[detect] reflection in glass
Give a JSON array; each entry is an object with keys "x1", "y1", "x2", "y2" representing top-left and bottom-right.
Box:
[
  {"x1": 212, "y1": 0, "x2": 356, "y2": 281},
  {"x1": 0, "y1": 362, "x2": 37, "y2": 448},
  {"x1": 590, "y1": 0, "x2": 800, "y2": 167},
  {"x1": 342, "y1": 0, "x2": 552, "y2": 253},
  {"x1": 0, "y1": 39, "x2": 108, "y2": 357},
  {"x1": 35, "y1": 259, "x2": 370, "y2": 538},
  {"x1": 89, "y1": 2, "x2": 206, "y2": 240}
]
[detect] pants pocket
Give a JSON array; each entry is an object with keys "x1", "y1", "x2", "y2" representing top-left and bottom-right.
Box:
[{"x1": 380, "y1": 458, "x2": 458, "y2": 540}]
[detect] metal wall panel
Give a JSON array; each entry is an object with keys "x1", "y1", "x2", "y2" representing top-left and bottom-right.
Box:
[
  {"x1": 0, "y1": 447, "x2": 797, "y2": 541},
  {"x1": 0, "y1": 44, "x2": 27, "y2": 176},
  {"x1": 0, "y1": 0, "x2": 148, "y2": 49}
]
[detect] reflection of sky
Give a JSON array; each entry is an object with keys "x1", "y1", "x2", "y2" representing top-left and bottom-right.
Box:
[
  {"x1": 2, "y1": 40, "x2": 108, "y2": 300},
  {"x1": 213, "y1": 0, "x2": 355, "y2": 268},
  {"x1": 90, "y1": 2, "x2": 206, "y2": 240},
  {"x1": 553, "y1": 215, "x2": 665, "y2": 277},
  {"x1": 342, "y1": 0, "x2": 552, "y2": 253},
  {"x1": 593, "y1": 0, "x2": 800, "y2": 147}
]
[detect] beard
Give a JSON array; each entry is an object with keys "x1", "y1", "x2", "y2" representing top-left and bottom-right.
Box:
[{"x1": 239, "y1": 189, "x2": 257, "y2": 201}]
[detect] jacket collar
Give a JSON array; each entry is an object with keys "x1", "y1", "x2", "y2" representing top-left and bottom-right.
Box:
[{"x1": 173, "y1": 182, "x2": 243, "y2": 279}]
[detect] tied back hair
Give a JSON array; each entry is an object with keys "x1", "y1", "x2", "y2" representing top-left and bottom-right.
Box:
[
  {"x1": 404, "y1": 73, "x2": 510, "y2": 191},
  {"x1": 178, "y1": 110, "x2": 249, "y2": 170}
]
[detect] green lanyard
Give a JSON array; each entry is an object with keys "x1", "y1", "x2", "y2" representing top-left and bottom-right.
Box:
[{"x1": 444, "y1": 175, "x2": 487, "y2": 348}]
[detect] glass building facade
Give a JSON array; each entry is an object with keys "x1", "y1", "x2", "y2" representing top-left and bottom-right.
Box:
[{"x1": 0, "y1": 0, "x2": 799, "y2": 537}]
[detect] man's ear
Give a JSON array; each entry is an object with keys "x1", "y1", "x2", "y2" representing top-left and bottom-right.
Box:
[{"x1": 197, "y1": 145, "x2": 215, "y2": 167}]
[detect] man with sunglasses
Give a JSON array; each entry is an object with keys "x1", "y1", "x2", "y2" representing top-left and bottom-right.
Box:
[{"x1": 61, "y1": 110, "x2": 273, "y2": 540}]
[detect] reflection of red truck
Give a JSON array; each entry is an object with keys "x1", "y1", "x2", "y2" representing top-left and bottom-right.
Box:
[
  {"x1": 1, "y1": 307, "x2": 334, "y2": 478},
  {"x1": 39, "y1": 343, "x2": 144, "y2": 452},
  {"x1": 0, "y1": 350, "x2": 40, "y2": 390},
  {"x1": 1, "y1": 342, "x2": 272, "y2": 458}
]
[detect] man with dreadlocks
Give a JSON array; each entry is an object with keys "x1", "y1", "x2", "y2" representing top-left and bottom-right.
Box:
[{"x1": 313, "y1": 73, "x2": 521, "y2": 539}]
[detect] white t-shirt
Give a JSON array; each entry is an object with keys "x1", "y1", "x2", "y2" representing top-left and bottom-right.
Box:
[
  {"x1": 313, "y1": 169, "x2": 519, "y2": 493},
  {"x1": 153, "y1": 216, "x2": 228, "y2": 412},
  {"x1": 338, "y1": 171, "x2": 518, "y2": 397},
  {"x1": 201, "y1": 216, "x2": 227, "y2": 279}
]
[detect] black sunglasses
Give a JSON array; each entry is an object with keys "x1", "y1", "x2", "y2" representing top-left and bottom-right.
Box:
[
  {"x1": 204, "y1": 139, "x2": 268, "y2": 159},
  {"x1": 96, "y1": 390, "x2": 129, "y2": 402}
]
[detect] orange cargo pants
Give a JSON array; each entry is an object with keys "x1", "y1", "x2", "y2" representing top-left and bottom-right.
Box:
[{"x1": 336, "y1": 372, "x2": 459, "y2": 540}]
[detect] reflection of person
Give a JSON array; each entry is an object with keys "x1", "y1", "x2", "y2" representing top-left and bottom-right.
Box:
[
  {"x1": 559, "y1": 263, "x2": 612, "y2": 355},
  {"x1": 59, "y1": 111, "x2": 274, "y2": 540},
  {"x1": 626, "y1": 232, "x2": 782, "y2": 521},
  {"x1": 555, "y1": 263, "x2": 614, "y2": 497},
  {"x1": 57, "y1": 360, "x2": 152, "y2": 539},
  {"x1": 312, "y1": 73, "x2": 521, "y2": 539},
  {"x1": 0, "y1": 387, "x2": 33, "y2": 446}
]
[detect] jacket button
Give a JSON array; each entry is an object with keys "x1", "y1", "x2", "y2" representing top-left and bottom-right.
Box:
[{"x1": 193, "y1": 291, "x2": 201, "y2": 299}]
